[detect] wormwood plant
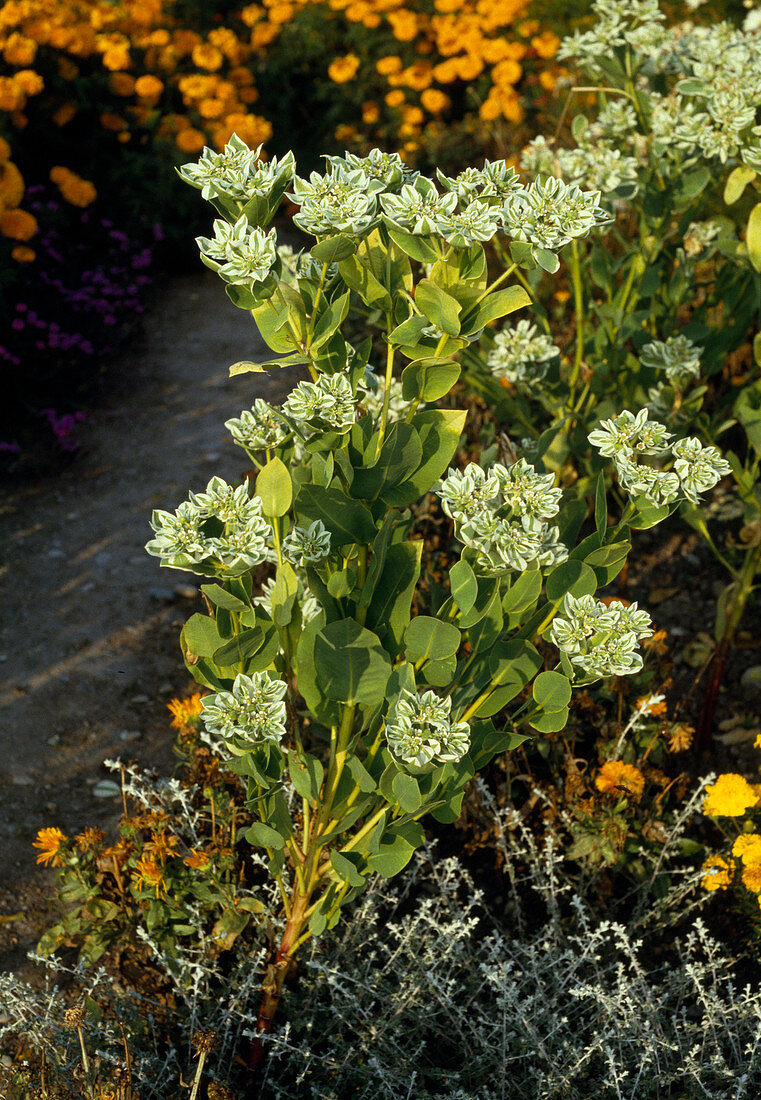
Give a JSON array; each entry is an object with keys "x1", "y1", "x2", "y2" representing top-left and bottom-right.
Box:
[
  {"x1": 149, "y1": 136, "x2": 728, "y2": 1065},
  {"x1": 463, "y1": 0, "x2": 761, "y2": 748}
]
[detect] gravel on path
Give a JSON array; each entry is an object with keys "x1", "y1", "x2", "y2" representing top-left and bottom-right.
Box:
[{"x1": 0, "y1": 270, "x2": 297, "y2": 975}]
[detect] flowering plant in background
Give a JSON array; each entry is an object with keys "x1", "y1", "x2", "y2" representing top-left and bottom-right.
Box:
[
  {"x1": 133, "y1": 131, "x2": 733, "y2": 1075},
  {"x1": 700, "y1": 748, "x2": 761, "y2": 913},
  {"x1": 461, "y1": 0, "x2": 761, "y2": 750}
]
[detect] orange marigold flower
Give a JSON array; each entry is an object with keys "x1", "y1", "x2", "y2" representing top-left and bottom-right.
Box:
[
  {"x1": 328, "y1": 54, "x2": 360, "y2": 83},
  {"x1": 377, "y1": 55, "x2": 402, "y2": 75},
  {"x1": 362, "y1": 100, "x2": 380, "y2": 124},
  {"x1": 183, "y1": 849, "x2": 211, "y2": 869},
  {"x1": 335, "y1": 123, "x2": 358, "y2": 143},
  {"x1": 176, "y1": 127, "x2": 207, "y2": 153},
  {"x1": 0, "y1": 160, "x2": 24, "y2": 210},
  {"x1": 0, "y1": 207, "x2": 36, "y2": 240},
  {"x1": 34, "y1": 827, "x2": 67, "y2": 867},
  {"x1": 199, "y1": 97, "x2": 225, "y2": 118},
  {"x1": 703, "y1": 774, "x2": 759, "y2": 817},
  {"x1": 50, "y1": 167, "x2": 96, "y2": 208},
  {"x1": 102, "y1": 46, "x2": 131, "y2": 70},
  {"x1": 100, "y1": 112, "x2": 128, "y2": 131},
  {"x1": 53, "y1": 103, "x2": 77, "y2": 127},
  {"x1": 431, "y1": 58, "x2": 460, "y2": 84},
  {"x1": 362, "y1": 12, "x2": 381, "y2": 27},
  {"x1": 0, "y1": 137, "x2": 9, "y2": 162},
  {"x1": 134, "y1": 74, "x2": 163, "y2": 99},
  {"x1": 385, "y1": 89, "x2": 406, "y2": 108},
  {"x1": 213, "y1": 112, "x2": 271, "y2": 149},
  {"x1": 455, "y1": 54, "x2": 484, "y2": 81},
  {"x1": 192, "y1": 43, "x2": 224, "y2": 71},
  {"x1": 595, "y1": 761, "x2": 645, "y2": 801},
  {"x1": 539, "y1": 71, "x2": 557, "y2": 92},
  {"x1": 58, "y1": 58, "x2": 80, "y2": 81},
  {"x1": 743, "y1": 864, "x2": 761, "y2": 893},
  {"x1": 168, "y1": 692, "x2": 204, "y2": 729},
  {"x1": 146, "y1": 829, "x2": 179, "y2": 861},
  {"x1": 532, "y1": 31, "x2": 560, "y2": 59},
  {"x1": 268, "y1": 2, "x2": 295, "y2": 23},
  {"x1": 421, "y1": 87, "x2": 450, "y2": 113},
  {"x1": 492, "y1": 58, "x2": 522, "y2": 86},
  {"x1": 240, "y1": 3, "x2": 264, "y2": 27},
  {"x1": 13, "y1": 69, "x2": 43, "y2": 96},
  {"x1": 11, "y1": 245, "x2": 34, "y2": 262},
  {"x1": 700, "y1": 854, "x2": 733, "y2": 892},
  {"x1": 251, "y1": 23, "x2": 280, "y2": 49},
  {"x1": 732, "y1": 834, "x2": 761, "y2": 864},
  {"x1": 3, "y1": 32, "x2": 37, "y2": 67},
  {"x1": 388, "y1": 10, "x2": 418, "y2": 41}
]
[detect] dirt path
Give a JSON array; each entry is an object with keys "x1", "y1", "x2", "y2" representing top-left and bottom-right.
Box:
[{"x1": 0, "y1": 271, "x2": 296, "y2": 975}]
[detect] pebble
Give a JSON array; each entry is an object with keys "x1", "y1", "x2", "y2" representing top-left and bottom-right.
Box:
[
  {"x1": 149, "y1": 588, "x2": 174, "y2": 602},
  {"x1": 741, "y1": 666, "x2": 761, "y2": 692},
  {"x1": 46, "y1": 734, "x2": 61, "y2": 746},
  {"x1": 119, "y1": 729, "x2": 142, "y2": 742},
  {"x1": 158, "y1": 681, "x2": 174, "y2": 694},
  {"x1": 11, "y1": 774, "x2": 34, "y2": 786},
  {"x1": 47, "y1": 548, "x2": 65, "y2": 559},
  {"x1": 130, "y1": 693, "x2": 149, "y2": 704},
  {"x1": 1, "y1": 1054, "x2": 13, "y2": 1069},
  {"x1": 173, "y1": 584, "x2": 197, "y2": 600}
]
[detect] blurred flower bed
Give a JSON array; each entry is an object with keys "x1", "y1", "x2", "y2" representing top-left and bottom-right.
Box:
[{"x1": 0, "y1": 0, "x2": 562, "y2": 471}]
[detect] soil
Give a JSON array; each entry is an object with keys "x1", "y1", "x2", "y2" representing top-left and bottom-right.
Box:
[{"x1": 0, "y1": 270, "x2": 298, "y2": 980}]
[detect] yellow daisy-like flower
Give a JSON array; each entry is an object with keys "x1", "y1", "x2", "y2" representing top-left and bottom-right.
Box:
[
  {"x1": 595, "y1": 761, "x2": 645, "y2": 801},
  {"x1": 11, "y1": 245, "x2": 35, "y2": 263},
  {"x1": 0, "y1": 208, "x2": 37, "y2": 241},
  {"x1": 50, "y1": 166, "x2": 97, "y2": 208},
  {"x1": 732, "y1": 834, "x2": 761, "y2": 865},
  {"x1": 33, "y1": 827, "x2": 67, "y2": 867},
  {"x1": 184, "y1": 848, "x2": 211, "y2": 870},
  {"x1": 742, "y1": 864, "x2": 761, "y2": 894},
  {"x1": 328, "y1": 54, "x2": 360, "y2": 83},
  {"x1": 132, "y1": 854, "x2": 166, "y2": 897},
  {"x1": 700, "y1": 854, "x2": 734, "y2": 892},
  {"x1": 702, "y1": 774, "x2": 759, "y2": 817}
]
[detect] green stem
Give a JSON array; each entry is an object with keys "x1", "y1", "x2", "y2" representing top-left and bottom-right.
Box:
[
  {"x1": 377, "y1": 315, "x2": 395, "y2": 450},
  {"x1": 566, "y1": 240, "x2": 585, "y2": 409},
  {"x1": 475, "y1": 262, "x2": 518, "y2": 306}
]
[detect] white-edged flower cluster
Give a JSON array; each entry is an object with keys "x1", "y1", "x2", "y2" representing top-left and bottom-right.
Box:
[
  {"x1": 502, "y1": 176, "x2": 611, "y2": 253},
  {"x1": 588, "y1": 409, "x2": 731, "y2": 506},
  {"x1": 437, "y1": 459, "x2": 567, "y2": 575},
  {"x1": 550, "y1": 592, "x2": 653, "y2": 678},
  {"x1": 225, "y1": 398, "x2": 287, "y2": 452},
  {"x1": 290, "y1": 166, "x2": 386, "y2": 237},
  {"x1": 558, "y1": 0, "x2": 667, "y2": 73},
  {"x1": 201, "y1": 671, "x2": 287, "y2": 754},
  {"x1": 385, "y1": 689, "x2": 470, "y2": 769},
  {"x1": 521, "y1": 135, "x2": 638, "y2": 196},
  {"x1": 146, "y1": 476, "x2": 273, "y2": 575},
  {"x1": 487, "y1": 320, "x2": 559, "y2": 387},
  {"x1": 283, "y1": 520, "x2": 332, "y2": 565},
  {"x1": 178, "y1": 135, "x2": 295, "y2": 203},
  {"x1": 254, "y1": 574, "x2": 321, "y2": 624},
  {"x1": 639, "y1": 335, "x2": 701, "y2": 384},
  {"x1": 283, "y1": 373, "x2": 356, "y2": 434},
  {"x1": 196, "y1": 217, "x2": 278, "y2": 291}
]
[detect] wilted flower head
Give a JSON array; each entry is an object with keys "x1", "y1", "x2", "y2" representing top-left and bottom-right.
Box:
[
  {"x1": 283, "y1": 520, "x2": 332, "y2": 564},
  {"x1": 201, "y1": 671, "x2": 288, "y2": 754},
  {"x1": 385, "y1": 689, "x2": 470, "y2": 769},
  {"x1": 487, "y1": 320, "x2": 558, "y2": 386}
]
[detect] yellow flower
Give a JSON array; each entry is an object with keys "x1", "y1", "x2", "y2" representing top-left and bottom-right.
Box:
[
  {"x1": 743, "y1": 864, "x2": 761, "y2": 893},
  {"x1": 421, "y1": 87, "x2": 450, "y2": 113},
  {"x1": 362, "y1": 100, "x2": 380, "y2": 124},
  {"x1": 3, "y1": 32, "x2": 37, "y2": 67},
  {"x1": 539, "y1": 71, "x2": 557, "y2": 92},
  {"x1": 176, "y1": 127, "x2": 207, "y2": 153},
  {"x1": 134, "y1": 74, "x2": 163, "y2": 99},
  {"x1": 0, "y1": 160, "x2": 24, "y2": 210},
  {"x1": 595, "y1": 761, "x2": 645, "y2": 801},
  {"x1": 50, "y1": 167, "x2": 97, "y2": 208},
  {"x1": 0, "y1": 208, "x2": 37, "y2": 240},
  {"x1": 33, "y1": 827, "x2": 67, "y2": 867},
  {"x1": 376, "y1": 55, "x2": 402, "y2": 75},
  {"x1": 168, "y1": 692, "x2": 205, "y2": 729},
  {"x1": 328, "y1": 54, "x2": 360, "y2": 83},
  {"x1": 492, "y1": 58, "x2": 523, "y2": 86},
  {"x1": 184, "y1": 849, "x2": 211, "y2": 870},
  {"x1": 11, "y1": 245, "x2": 35, "y2": 263},
  {"x1": 192, "y1": 43, "x2": 224, "y2": 71},
  {"x1": 100, "y1": 112, "x2": 128, "y2": 131},
  {"x1": 732, "y1": 834, "x2": 761, "y2": 865},
  {"x1": 0, "y1": 137, "x2": 9, "y2": 163},
  {"x1": 388, "y1": 11, "x2": 419, "y2": 42},
  {"x1": 532, "y1": 31, "x2": 560, "y2": 59},
  {"x1": 132, "y1": 854, "x2": 166, "y2": 897},
  {"x1": 702, "y1": 774, "x2": 759, "y2": 817},
  {"x1": 700, "y1": 855, "x2": 734, "y2": 892},
  {"x1": 385, "y1": 89, "x2": 406, "y2": 108},
  {"x1": 13, "y1": 69, "x2": 43, "y2": 96},
  {"x1": 75, "y1": 827, "x2": 104, "y2": 852}
]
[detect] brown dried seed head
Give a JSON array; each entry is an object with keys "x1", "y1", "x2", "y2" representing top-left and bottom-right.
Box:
[
  {"x1": 191, "y1": 1029, "x2": 220, "y2": 1054},
  {"x1": 64, "y1": 1005, "x2": 87, "y2": 1028},
  {"x1": 207, "y1": 1085, "x2": 236, "y2": 1100}
]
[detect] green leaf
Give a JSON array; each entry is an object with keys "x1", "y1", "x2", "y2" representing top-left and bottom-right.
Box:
[
  {"x1": 501, "y1": 568, "x2": 542, "y2": 616},
  {"x1": 256, "y1": 457, "x2": 292, "y2": 517},
  {"x1": 347, "y1": 755, "x2": 377, "y2": 794},
  {"x1": 383, "y1": 409, "x2": 467, "y2": 507},
  {"x1": 533, "y1": 670, "x2": 572, "y2": 711},
  {"x1": 330, "y1": 850, "x2": 365, "y2": 888},
  {"x1": 535, "y1": 248, "x2": 560, "y2": 274},
  {"x1": 246, "y1": 822, "x2": 285, "y2": 850},
  {"x1": 681, "y1": 165, "x2": 711, "y2": 200},
  {"x1": 295, "y1": 483, "x2": 377, "y2": 545},
  {"x1": 594, "y1": 471, "x2": 607, "y2": 535},
  {"x1": 459, "y1": 575, "x2": 498, "y2": 628},
  {"x1": 420, "y1": 653, "x2": 457, "y2": 686},
  {"x1": 327, "y1": 568, "x2": 355, "y2": 598},
  {"x1": 314, "y1": 619, "x2": 392, "y2": 705},
  {"x1": 472, "y1": 639, "x2": 542, "y2": 717},
  {"x1": 271, "y1": 561, "x2": 298, "y2": 627},
  {"x1": 404, "y1": 616, "x2": 461, "y2": 663},
  {"x1": 229, "y1": 352, "x2": 310, "y2": 376},
  {"x1": 288, "y1": 750, "x2": 324, "y2": 802},
  {"x1": 311, "y1": 291, "x2": 351, "y2": 350},
  {"x1": 385, "y1": 223, "x2": 440, "y2": 262},
  {"x1": 459, "y1": 285, "x2": 530, "y2": 335},
  {"x1": 545, "y1": 560, "x2": 597, "y2": 603},
  {"x1": 357, "y1": 514, "x2": 396, "y2": 611},
  {"x1": 212, "y1": 627, "x2": 267, "y2": 666},
  {"x1": 392, "y1": 772, "x2": 423, "y2": 813},
  {"x1": 415, "y1": 279, "x2": 462, "y2": 336},
  {"x1": 365, "y1": 541, "x2": 422, "y2": 656},
  {"x1": 352, "y1": 422, "x2": 423, "y2": 501},
  {"x1": 628, "y1": 497, "x2": 672, "y2": 530},
  {"x1": 724, "y1": 165, "x2": 757, "y2": 205},
  {"x1": 529, "y1": 706, "x2": 569, "y2": 733},
  {"x1": 311, "y1": 235, "x2": 357, "y2": 263},
  {"x1": 748, "y1": 202, "x2": 761, "y2": 273},
  {"x1": 401, "y1": 359, "x2": 461, "y2": 402},
  {"x1": 339, "y1": 251, "x2": 392, "y2": 310},
  {"x1": 252, "y1": 297, "x2": 299, "y2": 353},
  {"x1": 295, "y1": 616, "x2": 340, "y2": 725},
  {"x1": 201, "y1": 584, "x2": 249, "y2": 612},
  {"x1": 585, "y1": 540, "x2": 630, "y2": 585},
  {"x1": 450, "y1": 558, "x2": 478, "y2": 615},
  {"x1": 366, "y1": 821, "x2": 424, "y2": 877}
]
